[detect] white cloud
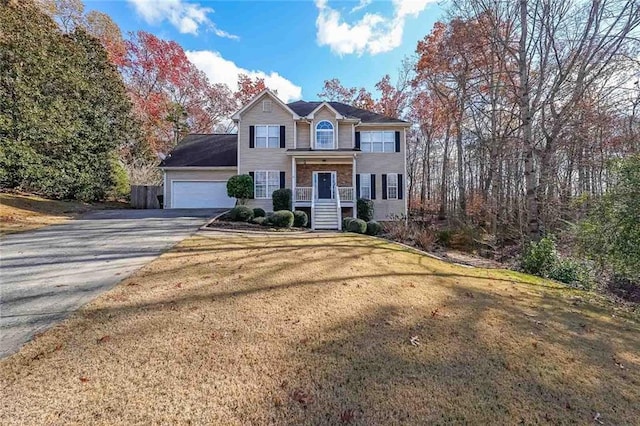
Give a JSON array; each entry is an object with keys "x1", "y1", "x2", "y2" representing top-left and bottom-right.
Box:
[
  {"x1": 351, "y1": 0, "x2": 372, "y2": 13},
  {"x1": 186, "y1": 50, "x2": 303, "y2": 103},
  {"x1": 316, "y1": 0, "x2": 435, "y2": 55},
  {"x1": 128, "y1": 0, "x2": 238, "y2": 39}
]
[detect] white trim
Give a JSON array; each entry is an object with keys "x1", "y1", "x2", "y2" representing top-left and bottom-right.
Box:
[
  {"x1": 310, "y1": 119, "x2": 314, "y2": 149},
  {"x1": 352, "y1": 156, "x2": 357, "y2": 205},
  {"x1": 403, "y1": 127, "x2": 408, "y2": 220},
  {"x1": 355, "y1": 122, "x2": 410, "y2": 127},
  {"x1": 231, "y1": 89, "x2": 300, "y2": 120},
  {"x1": 160, "y1": 166, "x2": 237, "y2": 171},
  {"x1": 254, "y1": 124, "x2": 282, "y2": 149},
  {"x1": 293, "y1": 121, "x2": 297, "y2": 149},
  {"x1": 386, "y1": 173, "x2": 399, "y2": 200},
  {"x1": 359, "y1": 130, "x2": 396, "y2": 153},
  {"x1": 351, "y1": 123, "x2": 355, "y2": 149},
  {"x1": 291, "y1": 156, "x2": 296, "y2": 204},
  {"x1": 312, "y1": 170, "x2": 337, "y2": 200},
  {"x1": 253, "y1": 170, "x2": 281, "y2": 199},
  {"x1": 306, "y1": 102, "x2": 344, "y2": 120},
  {"x1": 314, "y1": 120, "x2": 336, "y2": 150}
]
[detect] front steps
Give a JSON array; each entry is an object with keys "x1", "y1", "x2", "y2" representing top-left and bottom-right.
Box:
[{"x1": 313, "y1": 199, "x2": 340, "y2": 230}]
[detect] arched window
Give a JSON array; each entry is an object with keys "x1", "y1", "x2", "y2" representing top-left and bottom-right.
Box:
[{"x1": 315, "y1": 120, "x2": 334, "y2": 149}]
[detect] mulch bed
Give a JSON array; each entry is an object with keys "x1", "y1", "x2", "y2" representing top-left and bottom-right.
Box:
[{"x1": 206, "y1": 219, "x2": 308, "y2": 232}]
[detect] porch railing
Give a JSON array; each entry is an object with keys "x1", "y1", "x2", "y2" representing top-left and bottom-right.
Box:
[
  {"x1": 338, "y1": 187, "x2": 354, "y2": 202},
  {"x1": 295, "y1": 186, "x2": 354, "y2": 202}
]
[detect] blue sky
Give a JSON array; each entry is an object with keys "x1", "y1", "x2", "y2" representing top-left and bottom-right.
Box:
[{"x1": 88, "y1": 0, "x2": 444, "y2": 102}]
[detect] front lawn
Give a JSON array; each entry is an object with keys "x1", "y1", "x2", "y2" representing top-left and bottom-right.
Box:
[
  {"x1": 0, "y1": 192, "x2": 127, "y2": 235},
  {"x1": 1, "y1": 233, "x2": 638, "y2": 424}
]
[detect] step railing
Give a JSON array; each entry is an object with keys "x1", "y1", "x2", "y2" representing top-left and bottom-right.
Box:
[{"x1": 335, "y1": 183, "x2": 342, "y2": 230}]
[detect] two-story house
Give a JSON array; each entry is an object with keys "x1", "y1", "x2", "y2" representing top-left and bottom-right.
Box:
[{"x1": 160, "y1": 89, "x2": 410, "y2": 230}]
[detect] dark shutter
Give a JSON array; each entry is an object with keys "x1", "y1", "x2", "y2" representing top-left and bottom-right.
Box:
[
  {"x1": 280, "y1": 171, "x2": 285, "y2": 189},
  {"x1": 355, "y1": 132, "x2": 361, "y2": 149},
  {"x1": 371, "y1": 174, "x2": 376, "y2": 199},
  {"x1": 248, "y1": 172, "x2": 255, "y2": 199},
  {"x1": 356, "y1": 174, "x2": 360, "y2": 198},
  {"x1": 280, "y1": 125, "x2": 286, "y2": 148},
  {"x1": 382, "y1": 174, "x2": 387, "y2": 200},
  {"x1": 395, "y1": 131, "x2": 401, "y2": 152},
  {"x1": 249, "y1": 126, "x2": 255, "y2": 148},
  {"x1": 398, "y1": 174, "x2": 403, "y2": 199}
]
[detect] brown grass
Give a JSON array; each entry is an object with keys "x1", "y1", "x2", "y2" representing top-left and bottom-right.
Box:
[
  {"x1": 0, "y1": 192, "x2": 126, "y2": 235},
  {"x1": 1, "y1": 233, "x2": 638, "y2": 425}
]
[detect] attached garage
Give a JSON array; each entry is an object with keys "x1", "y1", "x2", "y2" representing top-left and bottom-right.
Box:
[
  {"x1": 171, "y1": 181, "x2": 235, "y2": 209},
  {"x1": 159, "y1": 134, "x2": 238, "y2": 209}
]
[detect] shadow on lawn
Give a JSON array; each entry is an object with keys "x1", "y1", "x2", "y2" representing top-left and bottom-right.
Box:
[{"x1": 271, "y1": 294, "x2": 640, "y2": 425}]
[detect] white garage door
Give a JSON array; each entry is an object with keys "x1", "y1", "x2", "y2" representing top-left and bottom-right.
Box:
[{"x1": 172, "y1": 181, "x2": 235, "y2": 208}]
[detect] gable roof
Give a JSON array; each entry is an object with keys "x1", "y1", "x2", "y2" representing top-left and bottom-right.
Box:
[
  {"x1": 231, "y1": 89, "x2": 300, "y2": 120},
  {"x1": 159, "y1": 134, "x2": 237, "y2": 168},
  {"x1": 287, "y1": 101, "x2": 409, "y2": 124}
]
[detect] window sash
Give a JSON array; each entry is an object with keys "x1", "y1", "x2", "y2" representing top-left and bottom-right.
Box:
[
  {"x1": 255, "y1": 125, "x2": 280, "y2": 148},
  {"x1": 255, "y1": 170, "x2": 280, "y2": 199},
  {"x1": 315, "y1": 121, "x2": 334, "y2": 149},
  {"x1": 360, "y1": 131, "x2": 395, "y2": 153},
  {"x1": 360, "y1": 174, "x2": 371, "y2": 200},
  {"x1": 387, "y1": 173, "x2": 398, "y2": 199}
]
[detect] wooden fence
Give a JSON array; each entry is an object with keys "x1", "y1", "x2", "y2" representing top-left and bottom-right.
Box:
[{"x1": 130, "y1": 185, "x2": 162, "y2": 209}]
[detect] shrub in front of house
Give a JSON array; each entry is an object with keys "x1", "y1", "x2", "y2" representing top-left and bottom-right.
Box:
[
  {"x1": 346, "y1": 218, "x2": 367, "y2": 234},
  {"x1": 253, "y1": 207, "x2": 266, "y2": 218},
  {"x1": 229, "y1": 205, "x2": 254, "y2": 222},
  {"x1": 271, "y1": 210, "x2": 294, "y2": 228},
  {"x1": 357, "y1": 198, "x2": 374, "y2": 222},
  {"x1": 272, "y1": 188, "x2": 292, "y2": 211},
  {"x1": 366, "y1": 220, "x2": 382, "y2": 236},
  {"x1": 226, "y1": 174, "x2": 253, "y2": 205},
  {"x1": 293, "y1": 210, "x2": 308, "y2": 227},
  {"x1": 251, "y1": 216, "x2": 268, "y2": 226},
  {"x1": 343, "y1": 217, "x2": 356, "y2": 230}
]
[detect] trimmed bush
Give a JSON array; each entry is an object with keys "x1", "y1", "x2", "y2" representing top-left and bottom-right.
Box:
[
  {"x1": 227, "y1": 175, "x2": 253, "y2": 204},
  {"x1": 342, "y1": 217, "x2": 356, "y2": 230},
  {"x1": 271, "y1": 210, "x2": 294, "y2": 228},
  {"x1": 293, "y1": 210, "x2": 308, "y2": 227},
  {"x1": 251, "y1": 216, "x2": 268, "y2": 226},
  {"x1": 357, "y1": 198, "x2": 374, "y2": 221},
  {"x1": 346, "y1": 218, "x2": 367, "y2": 234},
  {"x1": 366, "y1": 220, "x2": 382, "y2": 236},
  {"x1": 229, "y1": 205, "x2": 254, "y2": 222},
  {"x1": 272, "y1": 188, "x2": 292, "y2": 211},
  {"x1": 252, "y1": 207, "x2": 266, "y2": 218}
]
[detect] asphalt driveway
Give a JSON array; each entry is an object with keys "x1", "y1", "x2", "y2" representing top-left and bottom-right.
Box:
[{"x1": 0, "y1": 208, "x2": 223, "y2": 358}]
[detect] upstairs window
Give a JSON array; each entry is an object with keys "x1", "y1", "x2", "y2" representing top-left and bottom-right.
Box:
[
  {"x1": 315, "y1": 120, "x2": 334, "y2": 149},
  {"x1": 255, "y1": 125, "x2": 280, "y2": 148},
  {"x1": 361, "y1": 131, "x2": 396, "y2": 152}
]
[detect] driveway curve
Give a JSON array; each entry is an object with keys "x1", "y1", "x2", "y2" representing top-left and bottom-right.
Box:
[{"x1": 0, "y1": 208, "x2": 222, "y2": 358}]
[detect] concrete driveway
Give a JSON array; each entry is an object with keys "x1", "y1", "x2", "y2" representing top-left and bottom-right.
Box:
[{"x1": 0, "y1": 208, "x2": 223, "y2": 358}]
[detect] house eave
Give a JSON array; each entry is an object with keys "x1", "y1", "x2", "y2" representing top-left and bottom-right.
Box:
[{"x1": 159, "y1": 166, "x2": 238, "y2": 171}]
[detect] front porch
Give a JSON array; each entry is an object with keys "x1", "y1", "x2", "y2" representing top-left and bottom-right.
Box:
[{"x1": 289, "y1": 153, "x2": 357, "y2": 230}]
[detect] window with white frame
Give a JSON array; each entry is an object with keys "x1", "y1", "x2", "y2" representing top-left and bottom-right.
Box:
[
  {"x1": 315, "y1": 120, "x2": 334, "y2": 149},
  {"x1": 254, "y1": 171, "x2": 280, "y2": 199},
  {"x1": 387, "y1": 173, "x2": 398, "y2": 199},
  {"x1": 360, "y1": 174, "x2": 371, "y2": 200},
  {"x1": 360, "y1": 131, "x2": 395, "y2": 153},
  {"x1": 255, "y1": 125, "x2": 280, "y2": 148}
]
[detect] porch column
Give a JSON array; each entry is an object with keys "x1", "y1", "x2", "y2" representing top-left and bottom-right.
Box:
[
  {"x1": 352, "y1": 155, "x2": 357, "y2": 204},
  {"x1": 291, "y1": 156, "x2": 296, "y2": 205}
]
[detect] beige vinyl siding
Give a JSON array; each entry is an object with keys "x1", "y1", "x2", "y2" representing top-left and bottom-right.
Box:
[
  {"x1": 164, "y1": 168, "x2": 236, "y2": 208},
  {"x1": 238, "y1": 93, "x2": 294, "y2": 211},
  {"x1": 338, "y1": 122, "x2": 353, "y2": 149},
  {"x1": 296, "y1": 121, "x2": 311, "y2": 149},
  {"x1": 355, "y1": 126, "x2": 407, "y2": 220}
]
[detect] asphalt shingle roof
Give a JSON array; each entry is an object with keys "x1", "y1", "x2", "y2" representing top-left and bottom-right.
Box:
[
  {"x1": 287, "y1": 101, "x2": 408, "y2": 124},
  {"x1": 160, "y1": 134, "x2": 237, "y2": 167}
]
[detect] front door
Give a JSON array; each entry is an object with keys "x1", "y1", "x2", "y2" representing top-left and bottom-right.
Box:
[{"x1": 317, "y1": 172, "x2": 333, "y2": 199}]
